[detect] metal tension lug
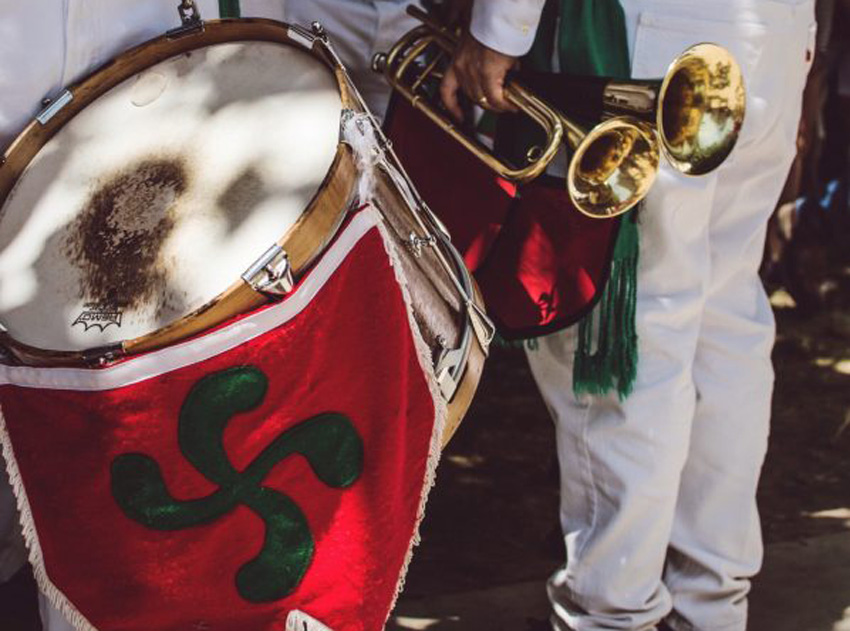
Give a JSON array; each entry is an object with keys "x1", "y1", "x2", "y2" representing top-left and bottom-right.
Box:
[
  {"x1": 242, "y1": 245, "x2": 295, "y2": 296},
  {"x1": 434, "y1": 338, "x2": 464, "y2": 401},
  {"x1": 467, "y1": 301, "x2": 495, "y2": 356},
  {"x1": 407, "y1": 231, "x2": 436, "y2": 258},
  {"x1": 82, "y1": 343, "x2": 125, "y2": 368}
]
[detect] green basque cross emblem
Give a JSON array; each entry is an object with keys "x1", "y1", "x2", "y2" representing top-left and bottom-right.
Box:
[{"x1": 110, "y1": 365, "x2": 364, "y2": 602}]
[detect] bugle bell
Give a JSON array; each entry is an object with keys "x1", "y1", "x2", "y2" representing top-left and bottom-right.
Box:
[
  {"x1": 373, "y1": 6, "x2": 660, "y2": 219},
  {"x1": 516, "y1": 43, "x2": 747, "y2": 176}
]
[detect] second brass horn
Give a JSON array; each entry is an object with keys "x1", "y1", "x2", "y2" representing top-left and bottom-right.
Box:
[
  {"x1": 517, "y1": 43, "x2": 747, "y2": 176},
  {"x1": 373, "y1": 6, "x2": 660, "y2": 219}
]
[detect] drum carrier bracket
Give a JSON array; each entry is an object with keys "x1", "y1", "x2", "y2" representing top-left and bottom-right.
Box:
[
  {"x1": 168, "y1": 0, "x2": 204, "y2": 39},
  {"x1": 242, "y1": 245, "x2": 295, "y2": 296},
  {"x1": 287, "y1": 24, "x2": 317, "y2": 50},
  {"x1": 36, "y1": 91, "x2": 74, "y2": 126}
]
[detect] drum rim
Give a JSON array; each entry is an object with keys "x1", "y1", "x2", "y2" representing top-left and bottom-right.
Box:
[{"x1": 0, "y1": 18, "x2": 359, "y2": 367}]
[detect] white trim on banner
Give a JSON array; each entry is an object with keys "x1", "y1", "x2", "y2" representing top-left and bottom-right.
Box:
[{"x1": 0, "y1": 210, "x2": 378, "y2": 392}]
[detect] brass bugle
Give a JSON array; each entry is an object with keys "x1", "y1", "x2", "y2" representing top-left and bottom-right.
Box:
[
  {"x1": 373, "y1": 6, "x2": 660, "y2": 219},
  {"x1": 516, "y1": 44, "x2": 746, "y2": 176}
]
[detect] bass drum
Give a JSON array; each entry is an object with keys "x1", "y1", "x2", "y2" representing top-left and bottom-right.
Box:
[{"x1": 0, "y1": 17, "x2": 487, "y2": 444}]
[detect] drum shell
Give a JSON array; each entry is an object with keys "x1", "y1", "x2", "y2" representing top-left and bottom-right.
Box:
[{"x1": 367, "y1": 168, "x2": 486, "y2": 445}]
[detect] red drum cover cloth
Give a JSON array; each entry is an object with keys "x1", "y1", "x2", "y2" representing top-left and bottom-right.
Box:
[
  {"x1": 0, "y1": 218, "x2": 438, "y2": 631},
  {"x1": 385, "y1": 97, "x2": 619, "y2": 339}
]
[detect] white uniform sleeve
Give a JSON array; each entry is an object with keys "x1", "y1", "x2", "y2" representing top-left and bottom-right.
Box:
[{"x1": 469, "y1": 0, "x2": 547, "y2": 57}]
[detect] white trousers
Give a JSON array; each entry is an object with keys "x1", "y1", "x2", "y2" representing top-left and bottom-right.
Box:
[{"x1": 527, "y1": 2, "x2": 816, "y2": 630}]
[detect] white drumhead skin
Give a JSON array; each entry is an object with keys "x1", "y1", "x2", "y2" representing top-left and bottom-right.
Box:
[{"x1": 0, "y1": 41, "x2": 342, "y2": 351}]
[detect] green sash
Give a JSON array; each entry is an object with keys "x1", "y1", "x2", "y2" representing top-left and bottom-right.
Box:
[
  {"x1": 219, "y1": 0, "x2": 241, "y2": 18},
  {"x1": 528, "y1": 0, "x2": 639, "y2": 400}
]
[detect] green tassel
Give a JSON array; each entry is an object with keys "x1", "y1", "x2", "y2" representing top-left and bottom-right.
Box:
[
  {"x1": 492, "y1": 333, "x2": 526, "y2": 350},
  {"x1": 516, "y1": 0, "x2": 640, "y2": 399},
  {"x1": 573, "y1": 210, "x2": 639, "y2": 400},
  {"x1": 218, "y1": 0, "x2": 241, "y2": 18}
]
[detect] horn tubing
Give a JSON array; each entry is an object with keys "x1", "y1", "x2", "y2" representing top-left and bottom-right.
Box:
[{"x1": 376, "y1": 5, "x2": 662, "y2": 217}]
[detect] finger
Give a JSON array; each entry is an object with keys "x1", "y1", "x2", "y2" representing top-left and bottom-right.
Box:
[
  {"x1": 448, "y1": 37, "x2": 486, "y2": 110},
  {"x1": 462, "y1": 80, "x2": 486, "y2": 109},
  {"x1": 457, "y1": 61, "x2": 485, "y2": 109},
  {"x1": 482, "y1": 67, "x2": 516, "y2": 113},
  {"x1": 440, "y1": 65, "x2": 464, "y2": 121}
]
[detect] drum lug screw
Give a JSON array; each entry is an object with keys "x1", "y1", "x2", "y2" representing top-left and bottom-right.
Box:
[
  {"x1": 407, "y1": 231, "x2": 436, "y2": 258},
  {"x1": 311, "y1": 22, "x2": 328, "y2": 41}
]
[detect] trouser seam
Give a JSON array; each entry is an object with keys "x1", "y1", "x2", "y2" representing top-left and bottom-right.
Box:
[{"x1": 568, "y1": 394, "x2": 597, "y2": 604}]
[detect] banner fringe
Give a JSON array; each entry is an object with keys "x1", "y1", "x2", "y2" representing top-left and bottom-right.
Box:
[
  {"x1": 366, "y1": 205, "x2": 449, "y2": 627},
  {"x1": 0, "y1": 406, "x2": 98, "y2": 631}
]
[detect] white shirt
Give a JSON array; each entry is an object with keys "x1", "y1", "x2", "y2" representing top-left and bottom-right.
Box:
[
  {"x1": 470, "y1": 0, "x2": 546, "y2": 57},
  {"x1": 0, "y1": 0, "x2": 419, "y2": 151},
  {"x1": 0, "y1": 0, "x2": 222, "y2": 150}
]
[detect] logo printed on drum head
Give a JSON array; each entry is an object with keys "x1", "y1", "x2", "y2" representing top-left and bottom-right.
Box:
[
  {"x1": 63, "y1": 159, "x2": 187, "y2": 313},
  {"x1": 72, "y1": 303, "x2": 123, "y2": 332},
  {"x1": 110, "y1": 365, "x2": 364, "y2": 602}
]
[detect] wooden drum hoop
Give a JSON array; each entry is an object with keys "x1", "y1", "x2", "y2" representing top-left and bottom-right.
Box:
[{"x1": 0, "y1": 19, "x2": 358, "y2": 367}]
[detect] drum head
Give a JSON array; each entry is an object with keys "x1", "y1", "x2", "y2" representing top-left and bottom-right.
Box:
[{"x1": 0, "y1": 37, "x2": 342, "y2": 352}]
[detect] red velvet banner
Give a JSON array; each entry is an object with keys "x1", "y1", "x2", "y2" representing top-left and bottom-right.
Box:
[
  {"x1": 385, "y1": 97, "x2": 619, "y2": 338},
  {"x1": 0, "y1": 223, "x2": 437, "y2": 631}
]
